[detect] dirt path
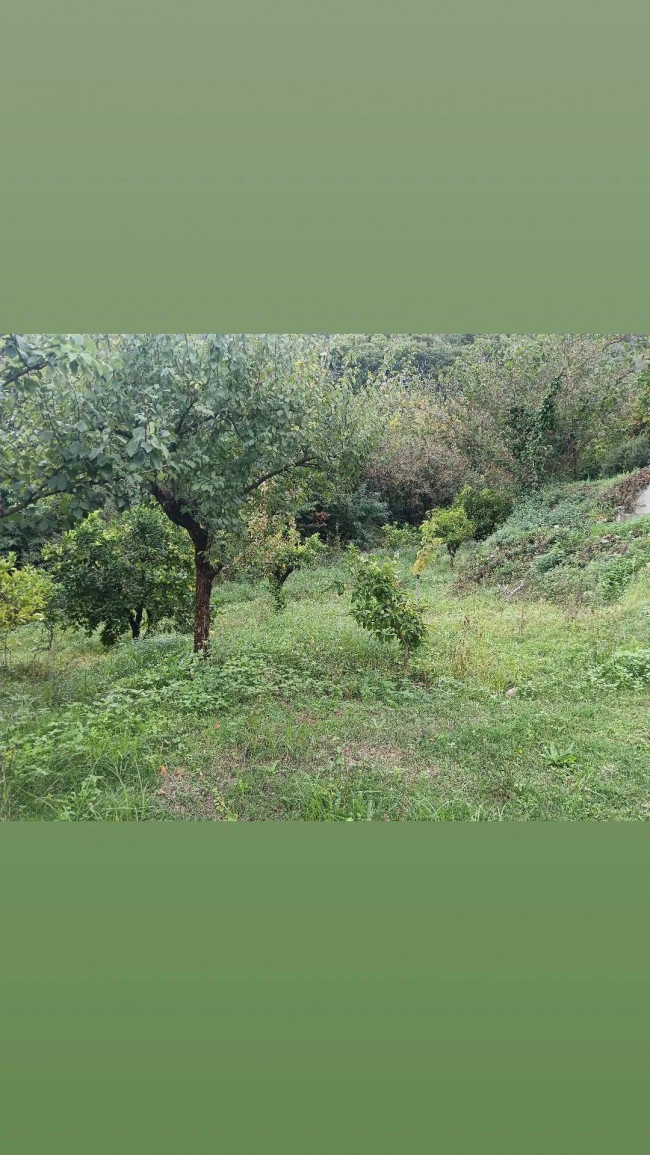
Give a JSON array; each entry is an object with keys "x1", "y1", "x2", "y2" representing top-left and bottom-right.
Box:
[{"x1": 633, "y1": 482, "x2": 650, "y2": 516}]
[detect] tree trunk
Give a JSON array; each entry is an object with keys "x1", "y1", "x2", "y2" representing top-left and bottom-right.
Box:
[
  {"x1": 129, "y1": 606, "x2": 144, "y2": 640},
  {"x1": 194, "y1": 548, "x2": 216, "y2": 655},
  {"x1": 402, "y1": 640, "x2": 410, "y2": 678},
  {"x1": 274, "y1": 565, "x2": 294, "y2": 588},
  {"x1": 148, "y1": 484, "x2": 220, "y2": 656}
]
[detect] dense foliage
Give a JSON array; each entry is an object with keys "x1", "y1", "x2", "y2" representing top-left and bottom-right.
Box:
[
  {"x1": 416, "y1": 506, "x2": 476, "y2": 570},
  {"x1": 599, "y1": 435, "x2": 650, "y2": 477},
  {"x1": 297, "y1": 485, "x2": 390, "y2": 547},
  {"x1": 456, "y1": 485, "x2": 513, "y2": 541},
  {"x1": 2, "y1": 333, "x2": 375, "y2": 651},
  {"x1": 234, "y1": 511, "x2": 326, "y2": 610},
  {"x1": 0, "y1": 552, "x2": 51, "y2": 659},
  {"x1": 44, "y1": 506, "x2": 194, "y2": 644}
]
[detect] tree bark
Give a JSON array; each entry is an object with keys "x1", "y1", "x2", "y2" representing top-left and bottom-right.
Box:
[
  {"x1": 194, "y1": 546, "x2": 217, "y2": 655},
  {"x1": 274, "y1": 565, "x2": 294, "y2": 588},
  {"x1": 149, "y1": 484, "x2": 220, "y2": 655},
  {"x1": 129, "y1": 605, "x2": 144, "y2": 640}
]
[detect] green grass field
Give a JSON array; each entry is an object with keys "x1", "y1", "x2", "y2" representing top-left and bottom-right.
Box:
[{"x1": 2, "y1": 538, "x2": 649, "y2": 820}]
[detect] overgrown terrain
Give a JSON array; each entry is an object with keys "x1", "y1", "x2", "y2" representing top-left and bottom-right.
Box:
[
  {"x1": 459, "y1": 469, "x2": 650, "y2": 603},
  {"x1": 2, "y1": 520, "x2": 649, "y2": 820},
  {"x1": 2, "y1": 333, "x2": 650, "y2": 820}
]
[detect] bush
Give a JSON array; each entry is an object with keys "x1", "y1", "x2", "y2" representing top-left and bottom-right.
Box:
[
  {"x1": 456, "y1": 485, "x2": 512, "y2": 540},
  {"x1": 0, "y1": 552, "x2": 51, "y2": 661},
  {"x1": 43, "y1": 505, "x2": 194, "y2": 645},
  {"x1": 600, "y1": 435, "x2": 650, "y2": 477},
  {"x1": 347, "y1": 547, "x2": 426, "y2": 675},
  {"x1": 379, "y1": 523, "x2": 421, "y2": 550},
  {"x1": 416, "y1": 505, "x2": 476, "y2": 569},
  {"x1": 231, "y1": 511, "x2": 327, "y2": 610},
  {"x1": 264, "y1": 527, "x2": 326, "y2": 611},
  {"x1": 297, "y1": 485, "x2": 390, "y2": 548}
]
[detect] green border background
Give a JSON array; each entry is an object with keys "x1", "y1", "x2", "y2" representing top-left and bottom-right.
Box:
[
  {"x1": 3, "y1": 2, "x2": 650, "y2": 330},
  {"x1": 2, "y1": 2, "x2": 650, "y2": 1149},
  {"x1": 3, "y1": 825, "x2": 650, "y2": 1149}
]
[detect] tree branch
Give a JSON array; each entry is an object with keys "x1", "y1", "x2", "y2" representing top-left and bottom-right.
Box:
[
  {"x1": 241, "y1": 453, "x2": 320, "y2": 496},
  {"x1": 1, "y1": 361, "x2": 48, "y2": 388},
  {"x1": 0, "y1": 482, "x2": 59, "y2": 520},
  {"x1": 148, "y1": 482, "x2": 203, "y2": 539}
]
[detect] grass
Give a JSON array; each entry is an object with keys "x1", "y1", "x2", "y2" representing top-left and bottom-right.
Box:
[
  {"x1": 1, "y1": 536, "x2": 649, "y2": 820},
  {"x1": 458, "y1": 469, "x2": 650, "y2": 604}
]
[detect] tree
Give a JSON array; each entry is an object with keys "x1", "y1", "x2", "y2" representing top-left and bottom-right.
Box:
[
  {"x1": 347, "y1": 548, "x2": 426, "y2": 676},
  {"x1": 230, "y1": 507, "x2": 326, "y2": 610},
  {"x1": 415, "y1": 506, "x2": 475, "y2": 570},
  {"x1": 441, "y1": 334, "x2": 650, "y2": 487},
  {"x1": 325, "y1": 333, "x2": 473, "y2": 392},
  {"x1": 0, "y1": 552, "x2": 51, "y2": 663},
  {"x1": 44, "y1": 506, "x2": 194, "y2": 645},
  {"x1": 3, "y1": 334, "x2": 376, "y2": 653},
  {"x1": 631, "y1": 367, "x2": 650, "y2": 435},
  {"x1": 260, "y1": 520, "x2": 326, "y2": 611},
  {"x1": 362, "y1": 382, "x2": 469, "y2": 523}
]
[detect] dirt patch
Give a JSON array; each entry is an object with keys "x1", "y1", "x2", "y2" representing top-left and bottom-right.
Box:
[
  {"x1": 154, "y1": 769, "x2": 231, "y2": 820},
  {"x1": 341, "y1": 741, "x2": 407, "y2": 767}
]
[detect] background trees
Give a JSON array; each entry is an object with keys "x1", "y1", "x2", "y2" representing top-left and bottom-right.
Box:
[
  {"x1": 439, "y1": 334, "x2": 650, "y2": 489},
  {"x1": 3, "y1": 330, "x2": 650, "y2": 656}
]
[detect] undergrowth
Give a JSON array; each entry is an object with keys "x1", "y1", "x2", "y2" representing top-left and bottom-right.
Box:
[
  {"x1": 457, "y1": 470, "x2": 650, "y2": 604},
  {"x1": 2, "y1": 524, "x2": 649, "y2": 819}
]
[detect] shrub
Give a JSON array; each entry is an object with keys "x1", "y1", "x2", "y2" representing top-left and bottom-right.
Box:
[
  {"x1": 600, "y1": 435, "x2": 650, "y2": 477},
  {"x1": 264, "y1": 526, "x2": 326, "y2": 611},
  {"x1": 233, "y1": 511, "x2": 327, "y2": 610},
  {"x1": 297, "y1": 485, "x2": 390, "y2": 548},
  {"x1": 0, "y1": 552, "x2": 51, "y2": 661},
  {"x1": 379, "y1": 523, "x2": 421, "y2": 550},
  {"x1": 456, "y1": 485, "x2": 512, "y2": 540},
  {"x1": 415, "y1": 505, "x2": 476, "y2": 570},
  {"x1": 347, "y1": 547, "x2": 426, "y2": 675},
  {"x1": 43, "y1": 505, "x2": 194, "y2": 645}
]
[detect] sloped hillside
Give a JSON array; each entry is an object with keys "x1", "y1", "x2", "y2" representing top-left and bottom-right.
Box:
[{"x1": 457, "y1": 468, "x2": 650, "y2": 604}]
